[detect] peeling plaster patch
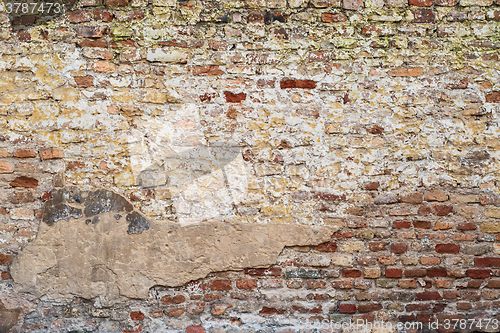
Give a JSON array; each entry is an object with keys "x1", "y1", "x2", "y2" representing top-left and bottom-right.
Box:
[
  {"x1": 42, "y1": 188, "x2": 134, "y2": 226},
  {"x1": 42, "y1": 203, "x2": 82, "y2": 226},
  {"x1": 11, "y1": 190, "x2": 337, "y2": 305},
  {"x1": 84, "y1": 189, "x2": 133, "y2": 217}
]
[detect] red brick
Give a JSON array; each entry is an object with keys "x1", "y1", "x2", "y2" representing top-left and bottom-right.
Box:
[
  {"x1": 259, "y1": 307, "x2": 285, "y2": 315},
  {"x1": 393, "y1": 221, "x2": 411, "y2": 228},
  {"x1": 468, "y1": 269, "x2": 493, "y2": 279},
  {"x1": 427, "y1": 268, "x2": 447, "y2": 277},
  {"x1": 13, "y1": 149, "x2": 37, "y2": 158},
  {"x1": 18, "y1": 30, "x2": 31, "y2": 42},
  {"x1": 357, "y1": 303, "x2": 382, "y2": 312},
  {"x1": 433, "y1": 205, "x2": 453, "y2": 216},
  {"x1": 166, "y1": 308, "x2": 184, "y2": 317},
  {"x1": 416, "y1": 314, "x2": 434, "y2": 322},
  {"x1": 0, "y1": 254, "x2": 12, "y2": 265},
  {"x1": 244, "y1": 268, "x2": 281, "y2": 276},
  {"x1": 315, "y1": 241, "x2": 337, "y2": 252},
  {"x1": 224, "y1": 91, "x2": 246, "y2": 103},
  {"x1": 487, "y1": 280, "x2": 500, "y2": 288},
  {"x1": 364, "y1": 181, "x2": 379, "y2": 190},
  {"x1": 486, "y1": 92, "x2": 500, "y2": 103},
  {"x1": 280, "y1": 79, "x2": 316, "y2": 89},
  {"x1": 105, "y1": 0, "x2": 128, "y2": 6},
  {"x1": 461, "y1": 291, "x2": 481, "y2": 301},
  {"x1": 67, "y1": 10, "x2": 91, "y2": 23},
  {"x1": 130, "y1": 311, "x2": 144, "y2": 320},
  {"x1": 436, "y1": 314, "x2": 465, "y2": 321},
  {"x1": 412, "y1": 9, "x2": 435, "y2": 23},
  {"x1": 202, "y1": 279, "x2": 232, "y2": 290},
  {"x1": 443, "y1": 291, "x2": 459, "y2": 299},
  {"x1": 418, "y1": 205, "x2": 432, "y2": 215},
  {"x1": 391, "y1": 243, "x2": 407, "y2": 254},
  {"x1": 10, "y1": 177, "x2": 38, "y2": 188},
  {"x1": 161, "y1": 295, "x2": 186, "y2": 304},
  {"x1": 94, "y1": 9, "x2": 114, "y2": 22},
  {"x1": 186, "y1": 326, "x2": 205, "y2": 333},
  {"x1": 468, "y1": 280, "x2": 483, "y2": 288},
  {"x1": 458, "y1": 222, "x2": 476, "y2": 230},
  {"x1": 338, "y1": 303, "x2": 356, "y2": 313},
  {"x1": 75, "y1": 75, "x2": 94, "y2": 88},
  {"x1": 406, "y1": 304, "x2": 431, "y2": 311},
  {"x1": 409, "y1": 0, "x2": 432, "y2": 5},
  {"x1": 321, "y1": 13, "x2": 347, "y2": 23},
  {"x1": 456, "y1": 302, "x2": 472, "y2": 310},
  {"x1": 475, "y1": 257, "x2": 500, "y2": 267},
  {"x1": 435, "y1": 243, "x2": 459, "y2": 254},
  {"x1": 385, "y1": 268, "x2": 402, "y2": 278},
  {"x1": 399, "y1": 315, "x2": 416, "y2": 322},
  {"x1": 342, "y1": 269, "x2": 361, "y2": 278},
  {"x1": 236, "y1": 279, "x2": 257, "y2": 289},
  {"x1": 416, "y1": 291, "x2": 442, "y2": 301},
  {"x1": 369, "y1": 242, "x2": 385, "y2": 251}
]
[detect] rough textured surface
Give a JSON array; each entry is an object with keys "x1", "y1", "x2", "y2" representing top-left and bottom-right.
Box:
[
  {"x1": 11, "y1": 199, "x2": 336, "y2": 304},
  {"x1": 0, "y1": 0, "x2": 500, "y2": 330}
]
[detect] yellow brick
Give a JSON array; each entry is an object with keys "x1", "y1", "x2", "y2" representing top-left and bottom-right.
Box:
[
  {"x1": 485, "y1": 207, "x2": 500, "y2": 219},
  {"x1": 52, "y1": 87, "x2": 79, "y2": 102},
  {"x1": 480, "y1": 222, "x2": 500, "y2": 233}
]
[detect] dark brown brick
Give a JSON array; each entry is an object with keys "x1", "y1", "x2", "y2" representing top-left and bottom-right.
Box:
[
  {"x1": 385, "y1": 268, "x2": 402, "y2": 278},
  {"x1": 391, "y1": 243, "x2": 407, "y2": 254},
  {"x1": 474, "y1": 257, "x2": 500, "y2": 267},
  {"x1": 393, "y1": 221, "x2": 411, "y2": 229},
  {"x1": 416, "y1": 291, "x2": 442, "y2": 301},
  {"x1": 467, "y1": 269, "x2": 493, "y2": 279},
  {"x1": 412, "y1": 9, "x2": 435, "y2": 23},
  {"x1": 458, "y1": 222, "x2": 476, "y2": 231},
  {"x1": 405, "y1": 269, "x2": 427, "y2": 277},
  {"x1": 413, "y1": 221, "x2": 431, "y2": 229},
  {"x1": 280, "y1": 79, "x2": 316, "y2": 89},
  {"x1": 315, "y1": 241, "x2": 337, "y2": 252},
  {"x1": 369, "y1": 242, "x2": 385, "y2": 251},
  {"x1": 435, "y1": 243, "x2": 459, "y2": 254},
  {"x1": 338, "y1": 303, "x2": 356, "y2": 313},
  {"x1": 342, "y1": 269, "x2": 361, "y2": 278},
  {"x1": 427, "y1": 268, "x2": 447, "y2": 277}
]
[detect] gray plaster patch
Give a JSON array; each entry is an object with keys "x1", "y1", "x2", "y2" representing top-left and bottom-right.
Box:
[
  {"x1": 126, "y1": 211, "x2": 150, "y2": 234},
  {"x1": 84, "y1": 189, "x2": 133, "y2": 217},
  {"x1": 42, "y1": 203, "x2": 82, "y2": 226}
]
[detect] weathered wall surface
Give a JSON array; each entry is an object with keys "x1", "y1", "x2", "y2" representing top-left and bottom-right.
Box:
[{"x1": 0, "y1": 0, "x2": 500, "y2": 331}]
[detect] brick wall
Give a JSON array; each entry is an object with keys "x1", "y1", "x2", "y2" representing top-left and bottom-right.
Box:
[{"x1": 0, "y1": 0, "x2": 500, "y2": 331}]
